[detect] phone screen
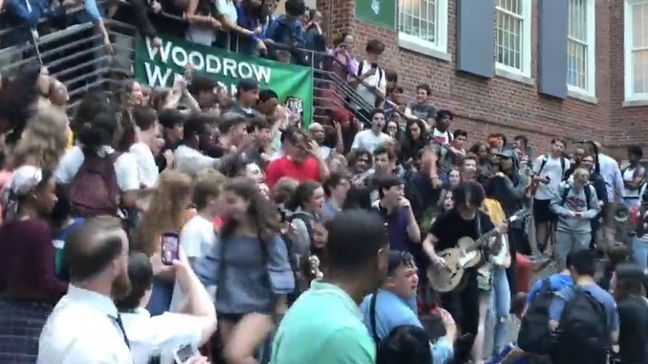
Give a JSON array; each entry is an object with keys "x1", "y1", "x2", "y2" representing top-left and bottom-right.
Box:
[
  {"x1": 161, "y1": 232, "x2": 179, "y2": 266},
  {"x1": 173, "y1": 344, "x2": 197, "y2": 363}
]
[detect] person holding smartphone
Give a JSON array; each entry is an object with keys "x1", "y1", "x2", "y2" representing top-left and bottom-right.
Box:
[
  {"x1": 550, "y1": 168, "x2": 601, "y2": 271},
  {"x1": 116, "y1": 250, "x2": 217, "y2": 364}
]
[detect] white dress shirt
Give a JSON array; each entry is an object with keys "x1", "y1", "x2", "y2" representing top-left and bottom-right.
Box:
[
  {"x1": 598, "y1": 153, "x2": 624, "y2": 203},
  {"x1": 38, "y1": 284, "x2": 133, "y2": 364},
  {"x1": 121, "y1": 308, "x2": 204, "y2": 364}
]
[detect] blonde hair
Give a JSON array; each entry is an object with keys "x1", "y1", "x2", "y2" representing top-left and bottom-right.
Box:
[
  {"x1": 133, "y1": 170, "x2": 193, "y2": 256},
  {"x1": 12, "y1": 107, "x2": 69, "y2": 170}
]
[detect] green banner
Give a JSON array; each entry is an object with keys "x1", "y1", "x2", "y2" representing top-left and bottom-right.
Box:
[
  {"x1": 134, "y1": 35, "x2": 314, "y2": 125},
  {"x1": 355, "y1": 0, "x2": 396, "y2": 30}
]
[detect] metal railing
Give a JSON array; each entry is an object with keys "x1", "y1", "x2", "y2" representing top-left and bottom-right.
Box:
[{"x1": 0, "y1": 3, "x2": 374, "y2": 124}]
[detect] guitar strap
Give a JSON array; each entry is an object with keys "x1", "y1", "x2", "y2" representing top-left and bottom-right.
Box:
[{"x1": 475, "y1": 210, "x2": 482, "y2": 240}]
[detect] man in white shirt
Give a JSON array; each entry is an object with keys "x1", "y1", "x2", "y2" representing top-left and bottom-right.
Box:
[
  {"x1": 431, "y1": 110, "x2": 454, "y2": 146},
  {"x1": 622, "y1": 145, "x2": 645, "y2": 209},
  {"x1": 175, "y1": 115, "x2": 221, "y2": 177},
  {"x1": 351, "y1": 109, "x2": 392, "y2": 153},
  {"x1": 349, "y1": 39, "x2": 387, "y2": 124},
  {"x1": 131, "y1": 106, "x2": 166, "y2": 189},
  {"x1": 170, "y1": 170, "x2": 223, "y2": 310},
  {"x1": 531, "y1": 138, "x2": 570, "y2": 254},
  {"x1": 117, "y1": 251, "x2": 217, "y2": 364},
  {"x1": 38, "y1": 216, "x2": 133, "y2": 364}
]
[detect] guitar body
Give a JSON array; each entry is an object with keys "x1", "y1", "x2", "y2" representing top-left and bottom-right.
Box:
[{"x1": 427, "y1": 237, "x2": 481, "y2": 293}]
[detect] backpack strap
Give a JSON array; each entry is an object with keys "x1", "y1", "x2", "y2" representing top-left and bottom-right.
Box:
[
  {"x1": 561, "y1": 185, "x2": 571, "y2": 206},
  {"x1": 288, "y1": 212, "x2": 314, "y2": 244},
  {"x1": 369, "y1": 291, "x2": 380, "y2": 345},
  {"x1": 560, "y1": 157, "x2": 566, "y2": 177},
  {"x1": 584, "y1": 184, "x2": 592, "y2": 210},
  {"x1": 536, "y1": 155, "x2": 549, "y2": 175},
  {"x1": 357, "y1": 61, "x2": 364, "y2": 77}
]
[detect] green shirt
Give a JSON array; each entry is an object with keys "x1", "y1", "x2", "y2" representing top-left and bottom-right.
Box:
[{"x1": 270, "y1": 280, "x2": 376, "y2": 364}]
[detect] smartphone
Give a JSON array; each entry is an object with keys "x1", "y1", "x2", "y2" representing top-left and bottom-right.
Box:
[
  {"x1": 160, "y1": 232, "x2": 179, "y2": 266},
  {"x1": 173, "y1": 344, "x2": 197, "y2": 364}
]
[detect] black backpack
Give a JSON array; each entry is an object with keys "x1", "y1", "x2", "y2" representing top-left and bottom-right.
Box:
[
  {"x1": 550, "y1": 288, "x2": 610, "y2": 364},
  {"x1": 517, "y1": 278, "x2": 555, "y2": 355}
]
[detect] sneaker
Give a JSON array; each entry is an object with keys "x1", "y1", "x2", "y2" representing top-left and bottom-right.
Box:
[{"x1": 485, "y1": 343, "x2": 514, "y2": 364}]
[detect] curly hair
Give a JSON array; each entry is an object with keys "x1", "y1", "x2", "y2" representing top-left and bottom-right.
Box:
[
  {"x1": 221, "y1": 177, "x2": 282, "y2": 243},
  {"x1": 12, "y1": 107, "x2": 69, "y2": 170},
  {"x1": 133, "y1": 170, "x2": 193, "y2": 256}
]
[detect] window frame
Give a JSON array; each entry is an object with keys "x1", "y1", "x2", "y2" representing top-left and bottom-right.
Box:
[
  {"x1": 566, "y1": 0, "x2": 596, "y2": 97},
  {"x1": 624, "y1": 0, "x2": 648, "y2": 102},
  {"x1": 397, "y1": 0, "x2": 449, "y2": 59},
  {"x1": 494, "y1": 0, "x2": 532, "y2": 78}
]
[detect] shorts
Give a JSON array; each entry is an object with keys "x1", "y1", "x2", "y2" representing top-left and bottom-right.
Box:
[{"x1": 533, "y1": 199, "x2": 556, "y2": 224}]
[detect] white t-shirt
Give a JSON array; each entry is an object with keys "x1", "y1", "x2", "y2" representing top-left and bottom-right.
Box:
[
  {"x1": 170, "y1": 214, "x2": 216, "y2": 311},
  {"x1": 623, "y1": 165, "x2": 646, "y2": 200},
  {"x1": 216, "y1": 0, "x2": 237, "y2": 22},
  {"x1": 54, "y1": 145, "x2": 140, "y2": 191},
  {"x1": 351, "y1": 130, "x2": 392, "y2": 153},
  {"x1": 532, "y1": 155, "x2": 570, "y2": 200},
  {"x1": 174, "y1": 145, "x2": 219, "y2": 177},
  {"x1": 121, "y1": 308, "x2": 203, "y2": 364},
  {"x1": 432, "y1": 128, "x2": 453, "y2": 146},
  {"x1": 130, "y1": 142, "x2": 159, "y2": 189},
  {"x1": 180, "y1": 214, "x2": 216, "y2": 258},
  {"x1": 352, "y1": 60, "x2": 386, "y2": 110}
]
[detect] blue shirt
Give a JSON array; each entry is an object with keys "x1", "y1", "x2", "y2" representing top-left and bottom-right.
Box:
[
  {"x1": 236, "y1": 4, "x2": 262, "y2": 42},
  {"x1": 549, "y1": 283, "x2": 620, "y2": 332},
  {"x1": 527, "y1": 273, "x2": 573, "y2": 304},
  {"x1": 265, "y1": 15, "x2": 305, "y2": 48},
  {"x1": 4, "y1": 0, "x2": 46, "y2": 26},
  {"x1": 360, "y1": 289, "x2": 454, "y2": 364}
]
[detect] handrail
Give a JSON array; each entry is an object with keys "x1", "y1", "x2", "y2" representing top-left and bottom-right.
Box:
[{"x1": 0, "y1": 1, "x2": 106, "y2": 37}]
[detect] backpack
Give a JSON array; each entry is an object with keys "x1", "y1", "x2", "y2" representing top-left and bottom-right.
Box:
[
  {"x1": 282, "y1": 212, "x2": 314, "y2": 304},
  {"x1": 537, "y1": 155, "x2": 566, "y2": 179},
  {"x1": 518, "y1": 278, "x2": 555, "y2": 355},
  {"x1": 550, "y1": 288, "x2": 610, "y2": 364},
  {"x1": 561, "y1": 184, "x2": 592, "y2": 210},
  {"x1": 68, "y1": 152, "x2": 121, "y2": 218}
]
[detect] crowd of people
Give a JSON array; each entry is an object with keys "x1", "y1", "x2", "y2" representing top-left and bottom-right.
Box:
[{"x1": 0, "y1": 0, "x2": 648, "y2": 363}]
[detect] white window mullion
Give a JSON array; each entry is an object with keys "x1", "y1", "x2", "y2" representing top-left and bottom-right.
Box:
[
  {"x1": 625, "y1": 0, "x2": 648, "y2": 101},
  {"x1": 398, "y1": 0, "x2": 448, "y2": 55},
  {"x1": 495, "y1": 0, "x2": 531, "y2": 77},
  {"x1": 567, "y1": 0, "x2": 596, "y2": 97}
]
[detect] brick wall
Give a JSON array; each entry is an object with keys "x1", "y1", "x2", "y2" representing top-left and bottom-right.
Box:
[
  {"x1": 315, "y1": 0, "x2": 644, "y2": 159},
  {"x1": 608, "y1": 0, "x2": 648, "y2": 158}
]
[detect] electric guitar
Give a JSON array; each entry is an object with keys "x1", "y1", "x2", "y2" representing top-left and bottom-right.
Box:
[{"x1": 427, "y1": 209, "x2": 527, "y2": 293}]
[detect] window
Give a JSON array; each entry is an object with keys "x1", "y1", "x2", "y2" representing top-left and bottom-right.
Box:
[
  {"x1": 625, "y1": 0, "x2": 648, "y2": 101},
  {"x1": 567, "y1": 0, "x2": 596, "y2": 96},
  {"x1": 398, "y1": 0, "x2": 448, "y2": 55},
  {"x1": 495, "y1": 0, "x2": 532, "y2": 77}
]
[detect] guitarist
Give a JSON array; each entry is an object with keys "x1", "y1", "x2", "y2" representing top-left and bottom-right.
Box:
[{"x1": 422, "y1": 181, "x2": 498, "y2": 364}]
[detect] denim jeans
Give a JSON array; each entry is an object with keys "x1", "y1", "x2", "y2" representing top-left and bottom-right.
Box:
[
  {"x1": 555, "y1": 231, "x2": 591, "y2": 271},
  {"x1": 489, "y1": 267, "x2": 511, "y2": 356},
  {"x1": 633, "y1": 237, "x2": 648, "y2": 271}
]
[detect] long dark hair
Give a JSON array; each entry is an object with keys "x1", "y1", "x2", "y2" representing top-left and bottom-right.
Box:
[
  {"x1": 221, "y1": 177, "x2": 282, "y2": 243},
  {"x1": 285, "y1": 181, "x2": 321, "y2": 212},
  {"x1": 400, "y1": 119, "x2": 427, "y2": 161}
]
